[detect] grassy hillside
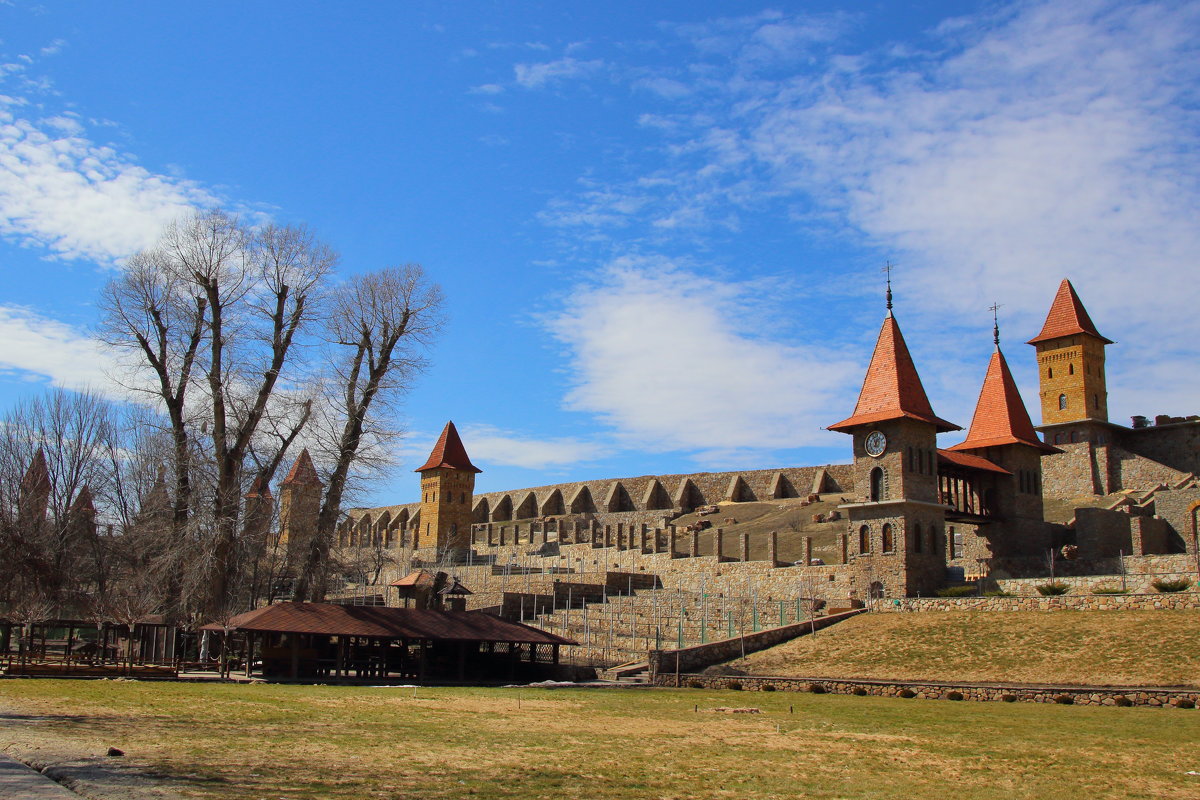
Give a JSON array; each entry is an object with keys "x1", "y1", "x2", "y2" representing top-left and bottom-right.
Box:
[
  {"x1": 736, "y1": 610, "x2": 1200, "y2": 687},
  {"x1": 1, "y1": 680, "x2": 1197, "y2": 800}
]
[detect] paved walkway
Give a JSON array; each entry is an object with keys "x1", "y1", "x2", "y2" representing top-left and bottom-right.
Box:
[{"x1": 0, "y1": 753, "x2": 80, "y2": 798}]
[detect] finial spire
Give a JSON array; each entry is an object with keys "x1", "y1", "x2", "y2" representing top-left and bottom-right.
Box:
[
  {"x1": 882, "y1": 261, "x2": 895, "y2": 315},
  {"x1": 989, "y1": 302, "x2": 1003, "y2": 346}
]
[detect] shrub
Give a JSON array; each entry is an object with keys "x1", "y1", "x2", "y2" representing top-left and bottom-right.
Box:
[
  {"x1": 1001, "y1": 694, "x2": 1018, "y2": 703},
  {"x1": 1091, "y1": 585, "x2": 1128, "y2": 595},
  {"x1": 760, "y1": 684, "x2": 776, "y2": 692},
  {"x1": 808, "y1": 684, "x2": 826, "y2": 694},
  {"x1": 687, "y1": 680, "x2": 705, "y2": 689},
  {"x1": 935, "y1": 585, "x2": 976, "y2": 597},
  {"x1": 1054, "y1": 695, "x2": 1074, "y2": 705},
  {"x1": 982, "y1": 590, "x2": 1012, "y2": 597},
  {"x1": 1174, "y1": 699, "x2": 1195, "y2": 709},
  {"x1": 1114, "y1": 696, "x2": 1134, "y2": 707},
  {"x1": 898, "y1": 689, "x2": 916, "y2": 699},
  {"x1": 1036, "y1": 582, "x2": 1070, "y2": 596},
  {"x1": 727, "y1": 681, "x2": 743, "y2": 691},
  {"x1": 852, "y1": 687, "x2": 868, "y2": 696},
  {"x1": 1152, "y1": 578, "x2": 1193, "y2": 593},
  {"x1": 946, "y1": 691, "x2": 964, "y2": 701}
]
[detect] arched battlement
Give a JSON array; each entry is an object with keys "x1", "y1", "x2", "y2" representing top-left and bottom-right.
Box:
[
  {"x1": 642, "y1": 479, "x2": 672, "y2": 511},
  {"x1": 540, "y1": 488, "x2": 565, "y2": 516},
  {"x1": 727, "y1": 475, "x2": 756, "y2": 503},
  {"x1": 568, "y1": 485, "x2": 597, "y2": 514},
  {"x1": 515, "y1": 491, "x2": 539, "y2": 520},
  {"x1": 491, "y1": 494, "x2": 513, "y2": 522},
  {"x1": 605, "y1": 481, "x2": 635, "y2": 513}
]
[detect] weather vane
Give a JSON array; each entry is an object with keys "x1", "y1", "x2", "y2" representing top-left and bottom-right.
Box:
[
  {"x1": 989, "y1": 302, "x2": 1003, "y2": 345},
  {"x1": 882, "y1": 261, "x2": 895, "y2": 312}
]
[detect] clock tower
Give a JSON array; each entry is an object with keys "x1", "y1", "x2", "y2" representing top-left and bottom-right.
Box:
[{"x1": 828, "y1": 288, "x2": 958, "y2": 597}]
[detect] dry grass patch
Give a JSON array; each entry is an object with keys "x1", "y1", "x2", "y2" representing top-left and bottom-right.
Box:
[
  {"x1": 738, "y1": 610, "x2": 1200, "y2": 686},
  {"x1": 1, "y1": 680, "x2": 1199, "y2": 799}
]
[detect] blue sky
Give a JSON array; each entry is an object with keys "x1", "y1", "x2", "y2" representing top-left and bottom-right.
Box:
[{"x1": 1, "y1": 0, "x2": 1198, "y2": 506}]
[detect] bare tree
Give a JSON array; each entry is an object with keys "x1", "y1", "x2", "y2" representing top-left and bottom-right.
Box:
[
  {"x1": 100, "y1": 210, "x2": 336, "y2": 614},
  {"x1": 293, "y1": 265, "x2": 444, "y2": 600}
]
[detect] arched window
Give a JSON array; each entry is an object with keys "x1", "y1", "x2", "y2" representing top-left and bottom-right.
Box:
[
  {"x1": 1070, "y1": 430, "x2": 1081, "y2": 443},
  {"x1": 1054, "y1": 432, "x2": 1066, "y2": 444},
  {"x1": 913, "y1": 522, "x2": 923, "y2": 553},
  {"x1": 461, "y1": 492, "x2": 466, "y2": 503},
  {"x1": 881, "y1": 523, "x2": 894, "y2": 553},
  {"x1": 869, "y1": 467, "x2": 885, "y2": 502},
  {"x1": 1058, "y1": 394, "x2": 1067, "y2": 410},
  {"x1": 859, "y1": 525, "x2": 871, "y2": 554}
]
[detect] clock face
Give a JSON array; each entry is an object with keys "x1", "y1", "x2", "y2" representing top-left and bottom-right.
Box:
[{"x1": 864, "y1": 430, "x2": 887, "y2": 458}]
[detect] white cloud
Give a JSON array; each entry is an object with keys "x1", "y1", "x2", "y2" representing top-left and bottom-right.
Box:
[
  {"x1": 0, "y1": 95, "x2": 216, "y2": 264},
  {"x1": 469, "y1": 83, "x2": 504, "y2": 95},
  {"x1": 399, "y1": 424, "x2": 606, "y2": 471},
  {"x1": 539, "y1": 1, "x2": 1200, "y2": 424},
  {"x1": 544, "y1": 257, "x2": 857, "y2": 457},
  {"x1": 514, "y1": 57, "x2": 605, "y2": 89},
  {"x1": 0, "y1": 305, "x2": 121, "y2": 395},
  {"x1": 459, "y1": 424, "x2": 607, "y2": 469}
]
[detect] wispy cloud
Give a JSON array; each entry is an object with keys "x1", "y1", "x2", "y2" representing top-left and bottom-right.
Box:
[
  {"x1": 0, "y1": 85, "x2": 215, "y2": 264},
  {"x1": 514, "y1": 57, "x2": 605, "y2": 89},
  {"x1": 0, "y1": 305, "x2": 120, "y2": 394},
  {"x1": 534, "y1": 1, "x2": 1200, "y2": 421},
  {"x1": 544, "y1": 257, "x2": 857, "y2": 462}
]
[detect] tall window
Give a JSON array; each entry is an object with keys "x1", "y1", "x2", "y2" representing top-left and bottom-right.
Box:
[
  {"x1": 913, "y1": 522, "x2": 923, "y2": 554},
  {"x1": 870, "y1": 467, "x2": 884, "y2": 502},
  {"x1": 1058, "y1": 394, "x2": 1067, "y2": 410},
  {"x1": 859, "y1": 525, "x2": 871, "y2": 554},
  {"x1": 948, "y1": 526, "x2": 957, "y2": 559},
  {"x1": 881, "y1": 523, "x2": 894, "y2": 553},
  {"x1": 1068, "y1": 363, "x2": 1074, "y2": 375}
]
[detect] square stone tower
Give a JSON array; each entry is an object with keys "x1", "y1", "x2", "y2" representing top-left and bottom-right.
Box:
[
  {"x1": 1028, "y1": 278, "x2": 1113, "y2": 431},
  {"x1": 829, "y1": 300, "x2": 958, "y2": 598},
  {"x1": 415, "y1": 421, "x2": 481, "y2": 558}
]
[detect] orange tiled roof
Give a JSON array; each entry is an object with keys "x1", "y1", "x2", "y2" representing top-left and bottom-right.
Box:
[
  {"x1": 1027, "y1": 279, "x2": 1113, "y2": 345},
  {"x1": 829, "y1": 315, "x2": 959, "y2": 433},
  {"x1": 282, "y1": 449, "x2": 322, "y2": 486},
  {"x1": 947, "y1": 347, "x2": 1058, "y2": 453},
  {"x1": 937, "y1": 448, "x2": 1011, "y2": 475},
  {"x1": 415, "y1": 421, "x2": 482, "y2": 473}
]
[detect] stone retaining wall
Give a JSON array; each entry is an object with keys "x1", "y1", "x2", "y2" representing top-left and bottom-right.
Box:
[
  {"x1": 657, "y1": 673, "x2": 1200, "y2": 708},
  {"x1": 875, "y1": 592, "x2": 1200, "y2": 612}
]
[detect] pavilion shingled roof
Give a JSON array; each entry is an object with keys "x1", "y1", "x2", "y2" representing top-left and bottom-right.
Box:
[
  {"x1": 202, "y1": 602, "x2": 575, "y2": 645},
  {"x1": 829, "y1": 315, "x2": 958, "y2": 433},
  {"x1": 1027, "y1": 279, "x2": 1113, "y2": 345},
  {"x1": 415, "y1": 421, "x2": 481, "y2": 473},
  {"x1": 947, "y1": 347, "x2": 1058, "y2": 454}
]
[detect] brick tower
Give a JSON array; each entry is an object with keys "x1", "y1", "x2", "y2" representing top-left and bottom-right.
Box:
[
  {"x1": 947, "y1": 319, "x2": 1058, "y2": 556},
  {"x1": 829, "y1": 290, "x2": 958, "y2": 598},
  {"x1": 1028, "y1": 279, "x2": 1113, "y2": 437},
  {"x1": 278, "y1": 449, "x2": 322, "y2": 557},
  {"x1": 415, "y1": 421, "x2": 481, "y2": 558}
]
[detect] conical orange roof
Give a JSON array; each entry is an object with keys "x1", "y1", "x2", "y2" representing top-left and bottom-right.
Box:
[
  {"x1": 282, "y1": 449, "x2": 322, "y2": 486},
  {"x1": 415, "y1": 421, "x2": 481, "y2": 473},
  {"x1": 69, "y1": 485, "x2": 96, "y2": 515},
  {"x1": 1027, "y1": 279, "x2": 1113, "y2": 345},
  {"x1": 20, "y1": 448, "x2": 50, "y2": 494},
  {"x1": 829, "y1": 315, "x2": 958, "y2": 433},
  {"x1": 947, "y1": 347, "x2": 1057, "y2": 453}
]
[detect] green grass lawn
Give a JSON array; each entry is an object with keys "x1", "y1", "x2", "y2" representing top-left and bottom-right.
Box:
[
  {"x1": 2, "y1": 680, "x2": 1199, "y2": 799},
  {"x1": 738, "y1": 610, "x2": 1200, "y2": 687}
]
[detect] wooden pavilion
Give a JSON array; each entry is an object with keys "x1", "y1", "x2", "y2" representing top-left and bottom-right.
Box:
[{"x1": 203, "y1": 602, "x2": 576, "y2": 683}]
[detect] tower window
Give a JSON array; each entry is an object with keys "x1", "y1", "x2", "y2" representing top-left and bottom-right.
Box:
[
  {"x1": 859, "y1": 525, "x2": 871, "y2": 554},
  {"x1": 1093, "y1": 394, "x2": 1099, "y2": 409},
  {"x1": 1048, "y1": 367, "x2": 1053, "y2": 379},
  {"x1": 869, "y1": 467, "x2": 885, "y2": 502},
  {"x1": 913, "y1": 522, "x2": 923, "y2": 554},
  {"x1": 1068, "y1": 363, "x2": 1074, "y2": 375},
  {"x1": 1058, "y1": 394, "x2": 1067, "y2": 410},
  {"x1": 882, "y1": 523, "x2": 894, "y2": 553}
]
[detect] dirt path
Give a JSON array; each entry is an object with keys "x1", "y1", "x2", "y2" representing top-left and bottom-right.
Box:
[{"x1": 0, "y1": 701, "x2": 187, "y2": 800}]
